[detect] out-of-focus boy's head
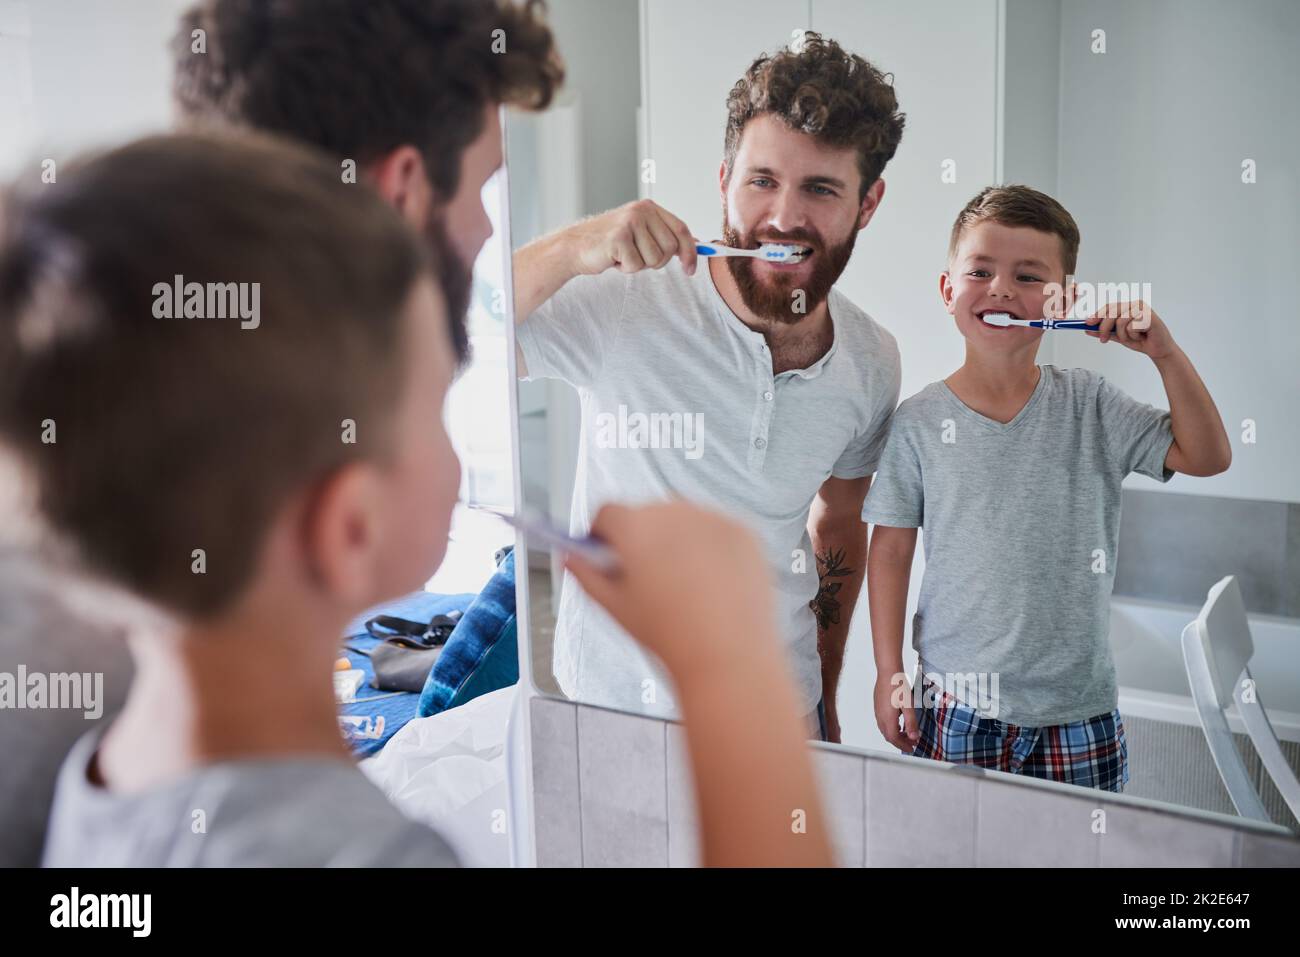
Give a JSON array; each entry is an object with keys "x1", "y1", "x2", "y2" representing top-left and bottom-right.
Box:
[
  {"x1": 0, "y1": 132, "x2": 455, "y2": 621},
  {"x1": 948, "y1": 184, "x2": 1080, "y2": 280}
]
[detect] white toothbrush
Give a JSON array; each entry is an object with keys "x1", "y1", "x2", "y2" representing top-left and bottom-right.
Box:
[
  {"x1": 695, "y1": 241, "x2": 809, "y2": 263},
  {"x1": 981, "y1": 311, "x2": 1093, "y2": 330}
]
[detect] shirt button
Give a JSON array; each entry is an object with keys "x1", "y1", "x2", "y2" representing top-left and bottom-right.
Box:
[
  {"x1": 763, "y1": 391, "x2": 773, "y2": 401},
  {"x1": 754, "y1": 437, "x2": 767, "y2": 449}
]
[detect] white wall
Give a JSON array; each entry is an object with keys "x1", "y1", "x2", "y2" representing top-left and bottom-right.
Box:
[
  {"x1": 641, "y1": 0, "x2": 805, "y2": 235},
  {"x1": 0, "y1": 0, "x2": 191, "y2": 178},
  {"x1": 1052, "y1": 0, "x2": 1300, "y2": 504}
]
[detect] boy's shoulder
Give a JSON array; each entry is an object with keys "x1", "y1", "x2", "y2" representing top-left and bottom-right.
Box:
[
  {"x1": 1043, "y1": 363, "x2": 1105, "y2": 390},
  {"x1": 1041, "y1": 363, "x2": 1124, "y2": 414},
  {"x1": 43, "y1": 731, "x2": 460, "y2": 867}
]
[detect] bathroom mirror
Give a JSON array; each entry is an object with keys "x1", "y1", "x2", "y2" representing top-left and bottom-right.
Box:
[{"x1": 505, "y1": 0, "x2": 1300, "y2": 831}]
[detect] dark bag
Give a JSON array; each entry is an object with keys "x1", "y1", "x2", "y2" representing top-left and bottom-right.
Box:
[{"x1": 364, "y1": 611, "x2": 462, "y2": 693}]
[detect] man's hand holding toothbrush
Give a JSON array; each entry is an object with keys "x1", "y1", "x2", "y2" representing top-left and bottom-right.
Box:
[
  {"x1": 513, "y1": 198, "x2": 698, "y2": 329},
  {"x1": 511, "y1": 198, "x2": 804, "y2": 332}
]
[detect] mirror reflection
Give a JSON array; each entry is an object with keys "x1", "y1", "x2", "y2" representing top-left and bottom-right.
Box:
[{"x1": 507, "y1": 0, "x2": 1300, "y2": 830}]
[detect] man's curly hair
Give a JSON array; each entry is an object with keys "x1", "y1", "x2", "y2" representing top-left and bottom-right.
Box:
[
  {"x1": 724, "y1": 32, "x2": 905, "y2": 200},
  {"x1": 172, "y1": 0, "x2": 564, "y2": 203}
]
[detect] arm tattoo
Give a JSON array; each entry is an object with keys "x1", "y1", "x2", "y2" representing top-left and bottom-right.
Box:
[{"x1": 809, "y1": 547, "x2": 854, "y2": 633}]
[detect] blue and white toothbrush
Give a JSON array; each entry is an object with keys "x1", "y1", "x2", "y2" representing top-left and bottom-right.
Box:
[
  {"x1": 695, "y1": 241, "x2": 809, "y2": 263},
  {"x1": 981, "y1": 311, "x2": 1094, "y2": 330}
]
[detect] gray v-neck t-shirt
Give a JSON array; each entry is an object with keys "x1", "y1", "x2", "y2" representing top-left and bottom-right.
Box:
[
  {"x1": 861, "y1": 365, "x2": 1174, "y2": 726},
  {"x1": 517, "y1": 260, "x2": 901, "y2": 716},
  {"x1": 41, "y1": 729, "x2": 461, "y2": 867}
]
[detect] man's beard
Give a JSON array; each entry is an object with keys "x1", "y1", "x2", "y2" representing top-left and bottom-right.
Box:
[
  {"x1": 423, "y1": 213, "x2": 472, "y2": 364},
  {"x1": 720, "y1": 216, "x2": 858, "y2": 325}
]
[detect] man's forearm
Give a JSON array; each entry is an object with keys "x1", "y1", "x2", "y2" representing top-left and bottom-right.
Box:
[
  {"x1": 809, "y1": 524, "x2": 867, "y2": 708},
  {"x1": 512, "y1": 228, "x2": 578, "y2": 323}
]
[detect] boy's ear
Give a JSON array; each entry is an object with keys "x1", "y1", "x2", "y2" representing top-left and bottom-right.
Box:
[
  {"x1": 939, "y1": 271, "x2": 956, "y2": 313},
  {"x1": 301, "y1": 461, "x2": 386, "y2": 607},
  {"x1": 367, "y1": 145, "x2": 435, "y2": 230}
]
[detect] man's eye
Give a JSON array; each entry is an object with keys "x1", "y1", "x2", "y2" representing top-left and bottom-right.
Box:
[
  {"x1": 808, "y1": 185, "x2": 834, "y2": 196},
  {"x1": 751, "y1": 178, "x2": 772, "y2": 188}
]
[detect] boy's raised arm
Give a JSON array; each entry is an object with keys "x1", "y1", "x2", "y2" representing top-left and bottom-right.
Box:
[
  {"x1": 1086, "y1": 301, "x2": 1232, "y2": 477},
  {"x1": 1153, "y1": 346, "x2": 1233, "y2": 476}
]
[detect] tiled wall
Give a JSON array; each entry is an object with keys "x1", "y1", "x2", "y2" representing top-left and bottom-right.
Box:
[
  {"x1": 1116, "y1": 490, "x2": 1300, "y2": 617},
  {"x1": 529, "y1": 697, "x2": 1300, "y2": 867}
]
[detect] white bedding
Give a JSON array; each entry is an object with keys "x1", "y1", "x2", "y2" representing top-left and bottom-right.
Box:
[{"x1": 359, "y1": 684, "x2": 516, "y2": 867}]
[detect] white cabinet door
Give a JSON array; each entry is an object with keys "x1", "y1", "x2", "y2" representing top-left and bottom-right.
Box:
[{"x1": 641, "y1": 0, "x2": 811, "y2": 235}]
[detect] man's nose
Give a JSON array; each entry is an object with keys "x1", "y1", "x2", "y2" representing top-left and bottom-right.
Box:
[{"x1": 764, "y1": 186, "x2": 809, "y2": 235}]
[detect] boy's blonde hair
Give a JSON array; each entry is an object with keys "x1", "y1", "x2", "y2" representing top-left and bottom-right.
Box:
[{"x1": 948, "y1": 184, "x2": 1080, "y2": 277}]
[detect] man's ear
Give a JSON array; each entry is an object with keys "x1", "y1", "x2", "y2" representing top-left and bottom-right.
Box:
[
  {"x1": 857, "y1": 178, "x2": 886, "y2": 230},
  {"x1": 718, "y1": 159, "x2": 729, "y2": 201},
  {"x1": 300, "y1": 461, "x2": 386, "y2": 607},
  {"x1": 367, "y1": 145, "x2": 435, "y2": 229}
]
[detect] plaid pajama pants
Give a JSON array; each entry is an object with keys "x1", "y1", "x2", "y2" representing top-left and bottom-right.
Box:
[{"x1": 910, "y1": 676, "x2": 1130, "y2": 792}]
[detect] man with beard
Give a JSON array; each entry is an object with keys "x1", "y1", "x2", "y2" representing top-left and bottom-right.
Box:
[{"x1": 514, "y1": 34, "x2": 905, "y2": 740}]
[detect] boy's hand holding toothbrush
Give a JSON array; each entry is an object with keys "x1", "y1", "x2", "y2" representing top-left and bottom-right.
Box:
[
  {"x1": 985, "y1": 297, "x2": 1177, "y2": 360},
  {"x1": 1083, "y1": 299, "x2": 1178, "y2": 360}
]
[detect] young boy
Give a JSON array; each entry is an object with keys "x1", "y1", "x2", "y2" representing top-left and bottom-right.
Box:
[
  {"x1": 0, "y1": 132, "x2": 830, "y2": 866},
  {"x1": 863, "y1": 185, "x2": 1231, "y2": 792}
]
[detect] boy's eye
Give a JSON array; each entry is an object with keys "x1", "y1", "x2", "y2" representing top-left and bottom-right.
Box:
[
  {"x1": 968, "y1": 269, "x2": 990, "y2": 278},
  {"x1": 1018, "y1": 274, "x2": 1043, "y2": 283}
]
